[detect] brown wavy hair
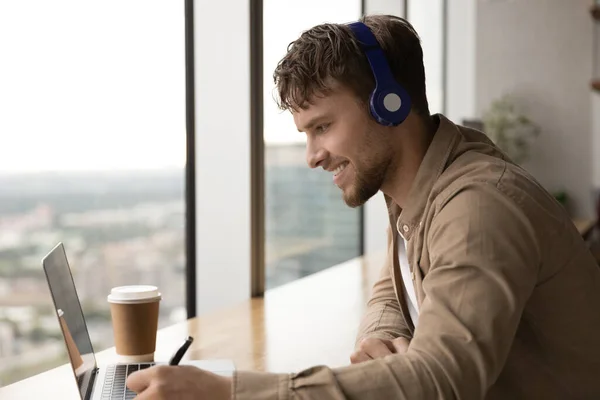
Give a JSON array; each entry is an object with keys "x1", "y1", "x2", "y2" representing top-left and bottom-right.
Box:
[{"x1": 273, "y1": 14, "x2": 430, "y2": 119}]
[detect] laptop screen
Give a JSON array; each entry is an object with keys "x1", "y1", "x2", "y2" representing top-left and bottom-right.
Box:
[{"x1": 42, "y1": 242, "x2": 97, "y2": 400}]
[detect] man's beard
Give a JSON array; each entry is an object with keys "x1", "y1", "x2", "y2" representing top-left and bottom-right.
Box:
[{"x1": 342, "y1": 156, "x2": 391, "y2": 208}]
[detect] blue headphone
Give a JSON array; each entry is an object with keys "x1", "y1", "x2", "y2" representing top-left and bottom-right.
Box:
[{"x1": 348, "y1": 21, "x2": 411, "y2": 126}]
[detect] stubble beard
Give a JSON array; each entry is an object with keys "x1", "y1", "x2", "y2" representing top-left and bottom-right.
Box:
[{"x1": 342, "y1": 153, "x2": 392, "y2": 208}]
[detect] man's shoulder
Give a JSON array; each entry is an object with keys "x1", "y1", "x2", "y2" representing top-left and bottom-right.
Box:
[
  {"x1": 431, "y1": 151, "x2": 506, "y2": 204},
  {"x1": 425, "y1": 151, "x2": 572, "y2": 255},
  {"x1": 430, "y1": 151, "x2": 549, "y2": 217}
]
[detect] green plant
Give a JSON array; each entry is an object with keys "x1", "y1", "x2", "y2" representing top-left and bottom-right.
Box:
[
  {"x1": 482, "y1": 95, "x2": 540, "y2": 164},
  {"x1": 553, "y1": 191, "x2": 568, "y2": 207}
]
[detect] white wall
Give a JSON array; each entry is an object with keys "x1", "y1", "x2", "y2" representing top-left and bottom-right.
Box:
[
  {"x1": 446, "y1": 0, "x2": 476, "y2": 124},
  {"x1": 475, "y1": 0, "x2": 594, "y2": 218},
  {"x1": 193, "y1": 0, "x2": 251, "y2": 315}
]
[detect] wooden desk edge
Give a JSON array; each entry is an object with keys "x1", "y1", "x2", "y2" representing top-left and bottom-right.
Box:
[{"x1": 573, "y1": 218, "x2": 596, "y2": 239}]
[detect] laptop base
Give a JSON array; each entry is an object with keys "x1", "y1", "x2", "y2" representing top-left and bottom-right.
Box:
[{"x1": 90, "y1": 359, "x2": 235, "y2": 400}]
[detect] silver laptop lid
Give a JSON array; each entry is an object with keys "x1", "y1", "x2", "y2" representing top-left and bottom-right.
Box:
[{"x1": 42, "y1": 242, "x2": 97, "y2": 400}]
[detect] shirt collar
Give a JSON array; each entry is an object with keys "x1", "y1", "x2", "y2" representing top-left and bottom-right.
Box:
[{"x1": 386, "y1": 114, "x2": 461, "y2": 240}]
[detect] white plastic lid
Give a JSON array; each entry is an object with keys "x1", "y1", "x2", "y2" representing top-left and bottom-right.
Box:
[{"x1": 107, "y1": 285, "x2": 161, "y2": 304}]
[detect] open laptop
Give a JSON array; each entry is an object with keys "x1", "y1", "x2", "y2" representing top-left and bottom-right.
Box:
[{"x1": 42, "y1": 242, "x2": 235, "y2": 400}]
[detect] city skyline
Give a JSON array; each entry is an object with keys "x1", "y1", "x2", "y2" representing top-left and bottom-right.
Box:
[{"x1": 0, "y1": 145, "x2": 361, "y2": 386}]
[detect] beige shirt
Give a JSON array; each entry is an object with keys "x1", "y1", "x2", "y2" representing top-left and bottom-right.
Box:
[{"x1": 233, "y1": 114, "x2": 600, "y2": 399}]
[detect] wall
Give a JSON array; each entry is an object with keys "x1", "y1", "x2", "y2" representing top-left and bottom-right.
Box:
[
  {"x1": 446, "y1": 0, "x2": 476, "y2": 124},
  {"x1": 193, "y1": 0, "x2": 251, "y2": 315},
  {"x1": 475, "y1": 0, "x2": 594, "y2": 218}
]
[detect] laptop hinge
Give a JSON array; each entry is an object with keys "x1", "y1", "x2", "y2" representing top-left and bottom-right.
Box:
[{"x1": 84, "y1": 368, "x2": 99, "y2": 400}]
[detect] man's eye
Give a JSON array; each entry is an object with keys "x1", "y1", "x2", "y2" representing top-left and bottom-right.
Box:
[{"x1": 316, "y1": 124, "x2": 330, "y2": 134}]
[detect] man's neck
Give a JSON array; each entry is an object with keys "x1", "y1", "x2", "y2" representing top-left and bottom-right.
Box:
[{"x1": 381, "y1": 114, "x2": 437, "y2": 208}]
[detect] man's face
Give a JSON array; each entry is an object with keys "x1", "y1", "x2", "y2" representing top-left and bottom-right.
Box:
[{"x1": 294, "y1": 86, "x2": 394, "y2": 208}]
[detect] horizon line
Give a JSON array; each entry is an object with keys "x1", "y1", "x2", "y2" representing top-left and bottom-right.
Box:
[{"x1": 0, "y1": 166, "x2": 186, "y2": 177}]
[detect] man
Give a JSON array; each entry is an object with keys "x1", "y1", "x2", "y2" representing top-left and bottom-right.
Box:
[{"x1": 127, "y1": 14, "x2": 600, "y2": 399}]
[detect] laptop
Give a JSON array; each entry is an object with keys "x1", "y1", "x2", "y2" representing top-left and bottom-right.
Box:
[{"x1": 42, "y1": 242, "x2": 235, "y2": 400}]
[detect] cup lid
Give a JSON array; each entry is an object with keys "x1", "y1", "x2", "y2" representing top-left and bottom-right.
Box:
[{"x1": 107, "y1": 285, "x2": 161, "y2": 304}]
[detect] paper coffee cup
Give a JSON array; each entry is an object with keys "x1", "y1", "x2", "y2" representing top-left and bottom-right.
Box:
[{"x1": 107, "y1": 285, "x2": 161, "y2": 362}]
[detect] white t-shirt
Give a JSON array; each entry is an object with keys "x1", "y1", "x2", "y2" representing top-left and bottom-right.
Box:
[{"x1": 397, "y1": 234, "x2": 419, "y2": 327}]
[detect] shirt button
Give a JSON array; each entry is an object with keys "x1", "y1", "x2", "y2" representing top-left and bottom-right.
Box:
[{"x1": 402, "y1": 224, "x2": 409, "y2": 233}]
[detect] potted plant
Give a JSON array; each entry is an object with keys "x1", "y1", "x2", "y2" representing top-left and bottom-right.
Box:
[
  {"x1": 482, "y1": 94, "x2": 540, "y2": 165},
  {"x1": 482, "y1": 96, "x2": 569, "y2": 208}
]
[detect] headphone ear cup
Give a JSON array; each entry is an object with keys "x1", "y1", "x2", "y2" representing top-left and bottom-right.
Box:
[
  {"x1": 347, "y1": 21, "x2": 412, "y2": 126},
  {"x1": 370, "y1": 84, "x2": 412, "y2": 126}
]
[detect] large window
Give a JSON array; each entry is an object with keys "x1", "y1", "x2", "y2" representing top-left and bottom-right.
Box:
[
  {"x1": 0, "y1": 1, "x2": 186, "y2": 386},
  {"x1": 263, "y1": 1, "x2": 363, "y2": 289}
]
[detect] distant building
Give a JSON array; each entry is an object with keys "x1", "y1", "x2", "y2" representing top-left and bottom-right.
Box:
[
  {"x1": 0, "y1": 163, "x2": 361, "y2": 385},
  {"x1": 265, "y1": 144, "x2": 361, "y2": 288},
  {"x1": 0, "y1": 320, "x2": 15, "y2": 358}
]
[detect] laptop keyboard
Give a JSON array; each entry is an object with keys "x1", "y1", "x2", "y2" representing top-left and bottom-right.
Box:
[{"x1": 101, "y1": 363, "x2": 154, "y2": 399}]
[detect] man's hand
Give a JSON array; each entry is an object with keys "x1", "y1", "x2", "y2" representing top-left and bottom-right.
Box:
[
  {"x1": 350, "y1": 337, "x2": 410, "y2": 364},
  {"x1": 126, "y1": 365, "x2": 232, "y2": 400}
]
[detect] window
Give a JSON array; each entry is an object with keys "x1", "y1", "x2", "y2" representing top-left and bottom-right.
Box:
[
  {"x1": 0, "y1": 0, "x2": 186, "y2": 385},
  {"x1": 263, "y1": 0, "x2": 363, "y2": 289}
]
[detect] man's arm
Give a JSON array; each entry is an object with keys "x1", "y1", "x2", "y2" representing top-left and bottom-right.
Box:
[
  {"x1": 234, "y1": 183, "x2": 540, "y2": 399},
  {"x1": 355, "y1": 225, "x2": 412, "y2": 346}
]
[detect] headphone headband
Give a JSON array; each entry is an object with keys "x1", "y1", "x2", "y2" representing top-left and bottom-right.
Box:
[{"x1": 348, "y1": 21, "x2": 411, "y2": 126}]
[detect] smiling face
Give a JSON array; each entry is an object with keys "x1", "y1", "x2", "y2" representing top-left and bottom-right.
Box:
[{"x1": 294, "y1": 86, "x2": 395, "y2": 208}]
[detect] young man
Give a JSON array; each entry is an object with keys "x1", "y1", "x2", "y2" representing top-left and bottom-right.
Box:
[{"x1": 127, "y1": 15, "x2": 600, "y2": 399}]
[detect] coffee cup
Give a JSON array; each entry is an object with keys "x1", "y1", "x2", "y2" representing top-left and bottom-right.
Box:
[{"x1": 107, "y1": 285, "x2": 161, "y2": 362}]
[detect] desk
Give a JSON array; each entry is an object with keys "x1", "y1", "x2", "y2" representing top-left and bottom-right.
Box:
[
  {"x1": 573, "y1": 218, "x2": 596, "y2": 240},
  {"x1": 0, "y1": 252, "x2": 386, "y2": 400},
  {"x1": 1, "y1": 217, "x2": 595, "y2": 398}
]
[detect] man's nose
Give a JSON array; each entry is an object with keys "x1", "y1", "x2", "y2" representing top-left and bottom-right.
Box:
[{"x1": 306, "y1": 139, "x2": 328, "y2": 169}]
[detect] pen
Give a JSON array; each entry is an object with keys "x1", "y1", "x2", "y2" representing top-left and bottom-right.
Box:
[{"x1": 168, "y1": 336, "x2": 194, "y2": 365}]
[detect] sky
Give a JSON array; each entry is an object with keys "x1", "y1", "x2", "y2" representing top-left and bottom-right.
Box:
[
  {"x1": 0, "y1": 0, "x2": 441, "y2": 173},
  {"x1": 262, "y1": 0, "x2": 361, "y2": 144},
  {"x1": 0, "y1": 1, "x2": 186, "y2": 173}
]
